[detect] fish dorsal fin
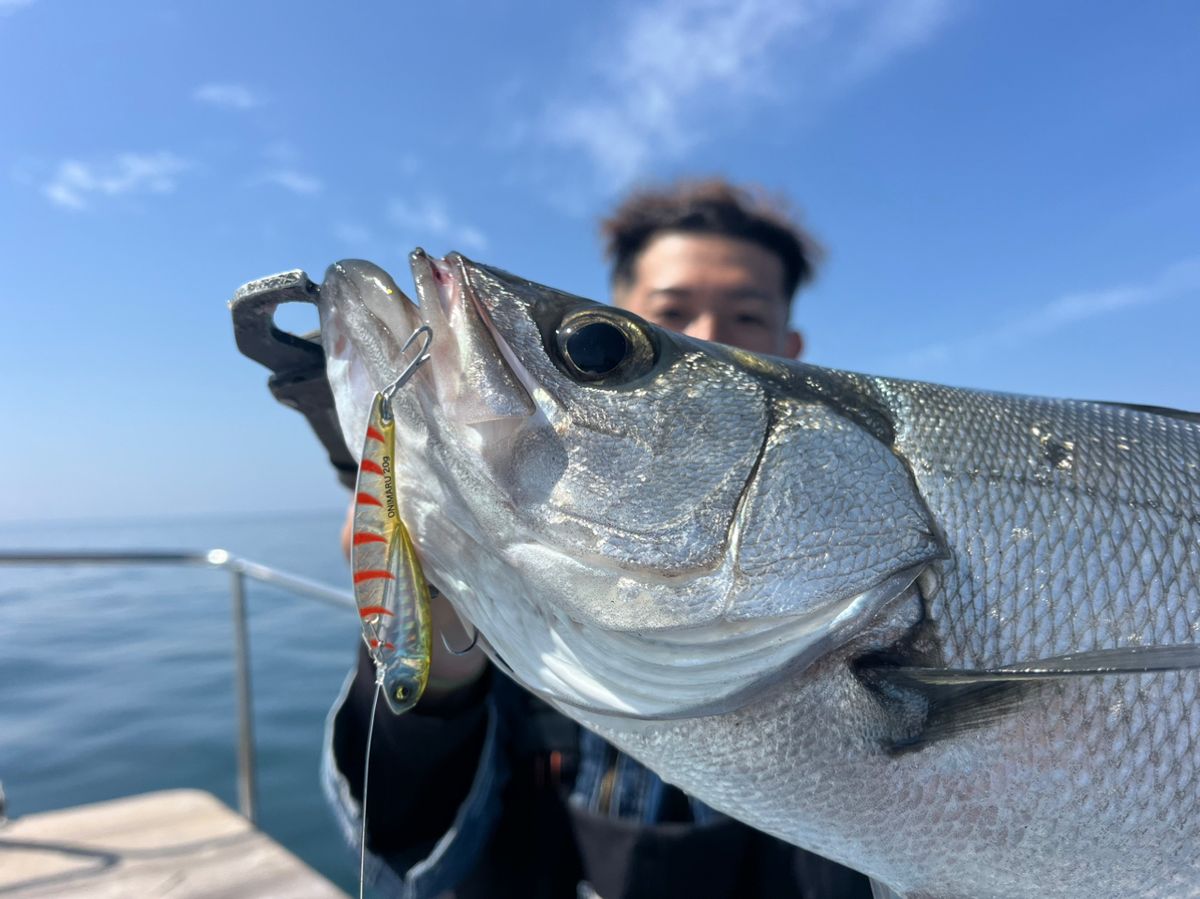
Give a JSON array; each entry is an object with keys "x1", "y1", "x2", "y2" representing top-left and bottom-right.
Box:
[
  {"x1": 1085, "y1": 401, "x2": 1200, "y2": 426},
  {"x1": 861, "y1": 644, "x2": 1200, "y2": 754}
]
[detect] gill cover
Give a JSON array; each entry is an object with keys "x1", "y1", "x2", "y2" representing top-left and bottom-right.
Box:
[{"x1": 460, "y1": 258, "x2": 945, "y2": 630}]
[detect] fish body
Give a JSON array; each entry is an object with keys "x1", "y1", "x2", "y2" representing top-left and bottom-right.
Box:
[{"x1": 316, "y1": 252, "x2": 1200, "y2": 898}]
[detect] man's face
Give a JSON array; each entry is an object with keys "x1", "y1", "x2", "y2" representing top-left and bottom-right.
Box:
[{"x1": 613, "y1": 232, "x2": 803, "y2": 358}]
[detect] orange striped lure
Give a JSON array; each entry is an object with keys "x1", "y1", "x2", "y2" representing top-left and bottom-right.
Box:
[{"x1": 351, "y1": 325, "x2": 434, "y2": 715}]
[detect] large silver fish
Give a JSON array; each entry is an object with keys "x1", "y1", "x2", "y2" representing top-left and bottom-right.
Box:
[{"x1": 315, "y1": 250, "x2": 1200, "y2": 899}]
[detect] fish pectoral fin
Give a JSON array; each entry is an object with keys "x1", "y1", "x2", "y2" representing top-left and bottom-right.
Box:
[
  {"x1": 884, "y1": 680, "x2": 1029, "y2": 756},
  {"x1": 888, "y1": 643, "x2": 1200, "y2": 683},
  {"x1": 860, "y1": 643, "x2": 1200, "y2": 755},
  {"x1": 869, "y1": 878, "x2": 908, "y2": 899}
]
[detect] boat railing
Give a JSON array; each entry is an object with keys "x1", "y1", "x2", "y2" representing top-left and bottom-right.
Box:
[{"x1": 0, "y1": 549, "x2": 356, "y2": 826}]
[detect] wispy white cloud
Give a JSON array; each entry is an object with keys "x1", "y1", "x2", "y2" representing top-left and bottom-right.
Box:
[
  {"x1": 894, "y1": 257, "x2": 1200, "y2": 370},
  {"x1": 249, "y1": 142, "x2": 322, "y2": 195},
  {"x1": 0, "y1": 0, "x2": 36, "y2": 17},
  {"x1": 42, "y1": 152, "x2": 189, "y2": 210},
  {"x1": 528, "y1": 0, "x2": 954, "y2": 189},
  {"x1": 388, "y1": 196, "x2": 488, "y2": 252},
  {"x1": 258, "y1": 169, "x2": 323, "y2": 195},
  {"x1": 839, "y1": 0, "x2": 953, "y2": 81},
  {"x1": 194, "y1": 82, "x2": 264, "y2": 110}
]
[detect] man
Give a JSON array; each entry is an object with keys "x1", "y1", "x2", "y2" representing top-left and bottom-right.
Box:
[
  {"x1": 602, "y1": 178, "x2": 808, "y2": 359},
  {"x1": 325, "y1": 179, "x2": 872, "y2": 898}
]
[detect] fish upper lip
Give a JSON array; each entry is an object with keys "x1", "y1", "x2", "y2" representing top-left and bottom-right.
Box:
[
  {"x1": 430, "y1": 251, "x2": 549, "y2": 413},
  {"x1": 408, "y1": 247, "x2": 470, "y2": 325},
  {"x1": 406, "y1": 247, "x2": 438, "y2": 311},
  {"x1": 408, "y1": 248, "x2": 455, "y2": 317}
]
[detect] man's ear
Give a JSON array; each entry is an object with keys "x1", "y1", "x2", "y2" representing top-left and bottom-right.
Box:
[{"x1": 786, "y1": 329, "x2": 803, "y2": 359}]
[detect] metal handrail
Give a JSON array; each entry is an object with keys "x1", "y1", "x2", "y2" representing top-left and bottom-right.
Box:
[{"x1": 0, "y1": 549, "x2": 356, "y2": 825}]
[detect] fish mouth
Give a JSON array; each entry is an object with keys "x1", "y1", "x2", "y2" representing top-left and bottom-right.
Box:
[{"x1": 321, "y1": 250, "x2": 536, "y2": 434}]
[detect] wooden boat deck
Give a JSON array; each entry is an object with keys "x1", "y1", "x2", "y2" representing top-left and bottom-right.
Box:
[{"x1": 0, "y1": 789, "x2": 348, "y2": 897}]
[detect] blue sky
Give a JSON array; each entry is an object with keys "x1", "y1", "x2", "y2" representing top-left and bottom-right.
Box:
[{"x1": 1, "y1": 0, "x2": 1197, "y2": 524}]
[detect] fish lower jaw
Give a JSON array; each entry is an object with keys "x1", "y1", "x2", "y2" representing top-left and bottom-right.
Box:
[
  {"x1": 508, "y1": 601, "x2": 849, "y2": 721},
  {"x1": 504, "y1": 566, "x2": 934, "y2": 722}
]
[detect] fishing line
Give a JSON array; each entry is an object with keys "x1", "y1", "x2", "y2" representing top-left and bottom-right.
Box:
[{"x1": 359, "y1": 677, "x2": 382, "y2": 899}]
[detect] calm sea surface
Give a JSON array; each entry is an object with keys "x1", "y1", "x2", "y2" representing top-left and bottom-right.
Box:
[{"x1": 0, "y1": 510, "x2": 369, "y2": 894}]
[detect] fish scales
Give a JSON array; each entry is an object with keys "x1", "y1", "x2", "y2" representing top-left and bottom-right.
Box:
[
  {"x1": 312, "y1": 252, "x2": 1200, "y2": 898},
  {"x1": 880, "y1": 382, "x2": 1200, "y2": 667},
  {"x1": 595, "y1": 380, "x2": 1200, "y2": 897}
]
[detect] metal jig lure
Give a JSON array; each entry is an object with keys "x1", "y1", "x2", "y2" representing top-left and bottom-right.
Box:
[{"x1": 350, "y1": 325, "x2": 434, "y2": 715}]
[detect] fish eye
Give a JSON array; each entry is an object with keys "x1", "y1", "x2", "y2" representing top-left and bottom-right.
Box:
[
  {"x1": 566, "y1": 321, "x2": 626, "y2": 375},
  {"x1": 555, "y1": 309, "x2": 657, "y2": 385}
]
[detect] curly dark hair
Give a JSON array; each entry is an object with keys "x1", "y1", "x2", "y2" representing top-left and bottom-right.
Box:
[{"x1": 600, "y1": 178, "x2": 823, "y2": 302}]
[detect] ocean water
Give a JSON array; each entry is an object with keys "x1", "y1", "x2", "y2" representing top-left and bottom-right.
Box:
[{"x1": 0, "y1": 510, "x2": 367, "y2": 894}]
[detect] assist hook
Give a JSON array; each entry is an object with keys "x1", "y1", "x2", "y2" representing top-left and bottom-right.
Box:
[{"x1": 427, "y1": 586, "x2": 480, "y2": 655}]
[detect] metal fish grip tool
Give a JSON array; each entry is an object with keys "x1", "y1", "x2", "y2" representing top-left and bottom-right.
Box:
[{"x1": 229, "y1": 270, "x2": 357, "y2": 488}]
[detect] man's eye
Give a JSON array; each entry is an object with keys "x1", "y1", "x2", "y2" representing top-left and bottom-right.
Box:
[
  {"x1": 736, "y1": 314, "x2": 767, "y2": 327},
  {"x1": 655, "y1": 309, "x2": 686, "y2": 322}
]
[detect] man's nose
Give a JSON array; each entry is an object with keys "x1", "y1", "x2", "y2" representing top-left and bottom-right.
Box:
[{"x1": 684, "y1": 315, "x2": 725, "y2": 344}]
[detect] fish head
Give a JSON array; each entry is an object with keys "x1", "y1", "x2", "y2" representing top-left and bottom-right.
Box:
[{"x1": 319, "y1": 252, "x2": 944, "y2": 720}]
